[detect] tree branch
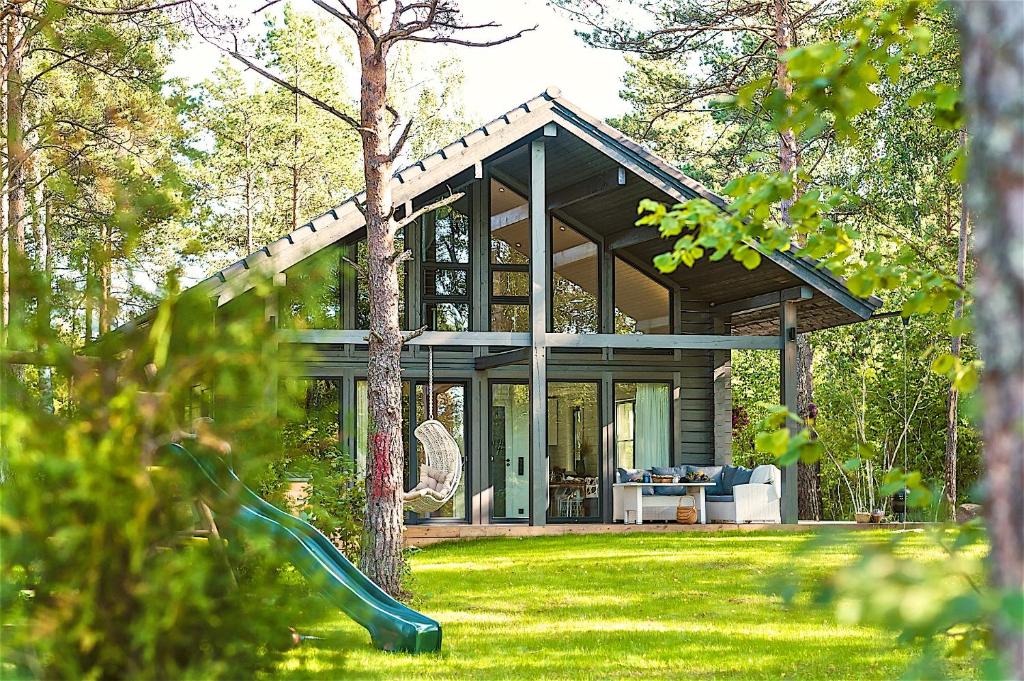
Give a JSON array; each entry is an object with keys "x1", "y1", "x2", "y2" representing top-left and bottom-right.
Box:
[
  {"x1": 402, "y1": 325, "x2": 428, "y2": 344},
  {"x1": 388, "y1": 117, "x2": 414, "y2": 162},
  {"x1": 227, "y1": 46, "x2": 366, "y2": 133},
  {"x1": 392, "y1": 191, "x2": 465, "y2": 233}
]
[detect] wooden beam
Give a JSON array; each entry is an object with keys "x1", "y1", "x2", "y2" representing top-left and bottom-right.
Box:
[
  {"x1": 551, "y1": 242, "x2": 598, "y2": 269},
  {"x1": 548, "y1": 166, "x2": 626, "y2": 211},
  {"x1": 544, "y1": 333, "x2": 782, "y2": 351},
  {"x1": 529, "y1": 137, "x2": 548, "y2": 527},
  {"x1": 606, "y1": 225, "x2": 662, "y2": 251},
  {"x1": 779, "y1": 300, "x2": 799, "y2": 524},
  {"x1": 712, "y1": 286, "x2": 813, "y2": 317},
  {"x1": 474, "y1": 347, "x2": 530, "y2": 370}
]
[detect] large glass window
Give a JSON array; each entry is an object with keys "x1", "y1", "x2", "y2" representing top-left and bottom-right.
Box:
[
  {"x1": 551, "y1": 219, "x2": 599, "y2": 334},
  {"x1": 422, "y1": 191, "x2": 471, "y2": 331},
  {"x1": 490, "y1": 383, "x2": 530, "y2": 520},
  {"x1": 279, "y1": 248, "x2": 344, "y2": 329},
  {"x1": 356, "y1": 235, "x2": 406, "y2": 329},
  {"x1": 355, "y1": 381, "x2": 410, "y2": 478},
  {"x1": 547, "y1": 382, "x2": 600, "y2": 521},
  {"x1": 355, "y1": 379, "x2": 466, "y2": 521},
  {"x1": 415, "y1": 382, "x2": 466, "y2": 520},
  {"x1": 614, "y1": 258, "x2": 671, "y2": 334},
  {"x1": 614, "y1": 382, "x2": 671, "y2": 470},
  {"x1": 490, "y1": 179, "x2": 530, "y2": 331}
]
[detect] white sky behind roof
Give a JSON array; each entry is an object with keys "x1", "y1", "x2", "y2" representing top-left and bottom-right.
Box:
[{"x1": 168, "y1": 0, "x2": 630, "y2": 122}]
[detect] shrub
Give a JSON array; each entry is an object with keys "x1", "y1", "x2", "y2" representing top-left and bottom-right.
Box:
[{"x1": 0, "y1": 286, "x2": 304, "y2": 679}]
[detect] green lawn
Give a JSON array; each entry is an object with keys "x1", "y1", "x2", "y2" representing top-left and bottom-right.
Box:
[{"x1": 272, "y1": 530, "x2": 962, "y2": 680}]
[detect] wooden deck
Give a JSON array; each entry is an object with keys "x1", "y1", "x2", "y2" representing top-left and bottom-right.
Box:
[{"x1": 404, "y1": 521, "x2": 928, "y2": 547}]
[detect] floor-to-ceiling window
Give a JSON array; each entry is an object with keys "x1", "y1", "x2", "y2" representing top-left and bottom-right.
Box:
[
  {"x1": 489, "y1": 179, "x2": 530, "y2": 332},
  {"x1": 422, "y1": 190, "x2": 471, "y2": 331},
  {"x1": 490, "y1": 382, "x2": 530, "y2": 520},
  {"x1": 614, "y1": 382, "x2": 672, "y2": 470},
  {"x1": 547, "y1": 382, "x2": 600, "y2": 521},
  {"x1": 414, "y1": 382, "x2": 467, "y2": 520},
  {"x1": 355, "y1": 379, "x2": 467, "y2": 521},
  {"x1": 551, "y1": 219, "x2": 599, "y2": 333}
]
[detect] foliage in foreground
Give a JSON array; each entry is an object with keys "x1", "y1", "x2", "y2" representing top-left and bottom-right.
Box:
[{"x1": 0, "y1": 285, "x2": 307, "y2": 679}]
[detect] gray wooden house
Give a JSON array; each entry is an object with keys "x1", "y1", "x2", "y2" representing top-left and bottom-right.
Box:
[{"x1": 172, "y1": 88, "x2": 879, "y2": 527}]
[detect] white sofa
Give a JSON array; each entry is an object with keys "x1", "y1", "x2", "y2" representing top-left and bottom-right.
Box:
[
  {"x1": 706, "y1": 465, "x2": 782, "y2": 523},
  {"x1": 612, "y1": 464, "x2": 782, "y2": 524}
]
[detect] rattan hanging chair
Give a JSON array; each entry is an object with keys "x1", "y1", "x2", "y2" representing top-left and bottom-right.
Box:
[{"x1": 402, "y1": 347, "x2": 464, "y2": 514}]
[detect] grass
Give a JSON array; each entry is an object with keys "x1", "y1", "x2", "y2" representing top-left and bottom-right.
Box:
[{"x1": 272, "y1": 530, "x2": 968, "y2": 680}]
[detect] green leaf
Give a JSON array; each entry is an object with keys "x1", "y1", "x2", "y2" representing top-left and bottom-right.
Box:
[
  {"x1": 931, "y1": 353, "x2": 956, "y2": 375},
  {"x1": 740, "y1": 249, "x2": 761, "y2": 270},
  {"x1": 842, "y1": 457, "x2": 862, "y2": 472},
  {"x1": 755, "y1": 428, "x2": 789, "y2": 456}
]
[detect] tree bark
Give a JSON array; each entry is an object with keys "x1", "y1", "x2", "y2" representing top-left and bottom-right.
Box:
[
  {"x1": 355, "y1": 0, "x2": 406, "y2": 597},
  {"x1": 796, "y1": 334, "x2": 821, "y2": 519},
  {"x1": 244, "y1": 140, "x2": 254, "y2": 254},
  {"x1": 98, "y1": 222, "x2": 112, "y2": 335},
  {"x1": 6, "y1": 17, "x2": 26, "y2": 344},
  {"x1": 944, "y1": 132, "x2": 969, "y2": 519},
  {"x1": 773, "y1": 0, "x2": 820, "y2": 519},
  {"x1": 959, "y1": 3, "x2": 1024, "y2": 677}
]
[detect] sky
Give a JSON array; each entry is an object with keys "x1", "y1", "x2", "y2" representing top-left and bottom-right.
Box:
[{"x1": 168, "y1": 0, "x2": 632, "y2": 122}]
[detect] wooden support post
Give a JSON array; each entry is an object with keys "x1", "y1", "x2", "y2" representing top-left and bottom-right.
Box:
[
  {"x1": 529, "y1": 137, "x2": 548, "y2": 526},
  {"x1": 779, "y1": 300, "x2": 799, "y2": 523}
]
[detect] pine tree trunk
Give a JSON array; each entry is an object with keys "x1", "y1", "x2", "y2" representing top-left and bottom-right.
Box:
[
  {"x1": 98, "y1": 222, "x2": 112, "y2": 335},
  {"x1": 944, "y1": 140, "x2": 969, "y2": 519},
  {"x1": 797, "y1": 334, "x2": 821, "y2": 519},
  {"x1": 774, "y1": 0, "x2": 820, "y2": 519},
  {"x1": 959, "y1": 3, "x2": 1024, "y2": 676},
  {"x1": 6, "y1": 19, "x2": 25, "y2": 343},
  {"x1": 245, "y1": 141, "x2": 254, "y2": 254},
  {"x1": 355, "y1": 0, "x2": 406, "y2": 597}
]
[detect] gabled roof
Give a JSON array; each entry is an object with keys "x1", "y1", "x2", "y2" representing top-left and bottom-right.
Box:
[{"x1": 125, "y1": 87, "x2": 879, "y2": 333}]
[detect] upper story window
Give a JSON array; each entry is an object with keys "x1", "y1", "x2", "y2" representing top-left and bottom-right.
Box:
[
  {"x1": 279, "y1": 247, "x2": 344, "y2": 329},
  {"x1": 551, "y1": 218, "x2": 599, "y2": 334},
  {"x1": 422, "y1": 190, "x2": 471, "y2": 331},
  {"x1": 614, "y1": 257, "x2": 671, "y2": 334},
  {"x1": 490, "y1": 179, "x2": 529, "y2": 332},
  {"x1": 357, "y1": 234, "x2": 406, "y2": 329}
]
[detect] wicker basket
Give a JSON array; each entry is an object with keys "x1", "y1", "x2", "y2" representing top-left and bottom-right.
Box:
[
  {"x1": 651, "y1": 474, "x2": 674, "y2": 484},
  {"x1": 676, "y1": 506, "x2": 697, "y2": 524}
]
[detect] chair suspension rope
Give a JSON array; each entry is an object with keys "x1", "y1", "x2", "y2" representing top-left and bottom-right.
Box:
[{"x1": 427, "y1": 346, "x2": 434, "y2": 420}]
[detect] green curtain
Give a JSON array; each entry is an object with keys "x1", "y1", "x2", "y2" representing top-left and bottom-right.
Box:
[
  {"x1": 616, "y1": 402, "x2": 634, "y2": 468},
  {"x1": 634, "y1": 384, "x2": 669, "y2": 470}
]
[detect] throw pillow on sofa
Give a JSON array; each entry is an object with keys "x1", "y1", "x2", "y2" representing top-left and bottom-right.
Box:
[{"x1": 721, "y1": 465, "x2": 754, "y2": 494}]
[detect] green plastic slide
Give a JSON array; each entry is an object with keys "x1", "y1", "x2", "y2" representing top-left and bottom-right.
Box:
[{"x1": 161, "y1": 443, "x2": 441, "y2": 654}]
